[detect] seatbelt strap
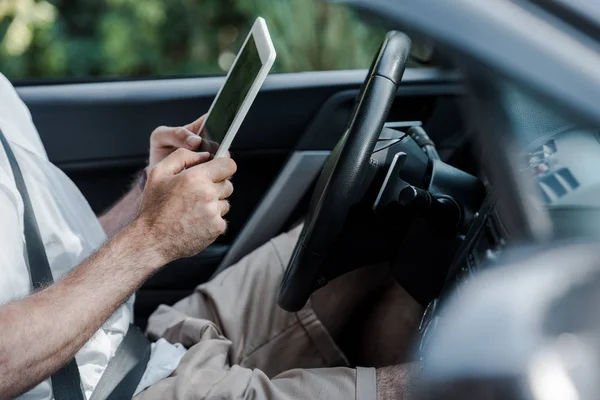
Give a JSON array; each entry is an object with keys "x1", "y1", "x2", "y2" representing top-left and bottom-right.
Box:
[
  {"x1": 0, "y1": 129, "x2": 85, "y2": 400},
  {"x1": 90, "y1": 325, "x2": 151, "y2": 400},
  {"x1": 1, "y1": 130, "x2": 152, "y2": 399}
]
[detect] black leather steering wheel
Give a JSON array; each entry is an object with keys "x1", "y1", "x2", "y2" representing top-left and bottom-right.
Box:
[{"x1": 278, "y1": 32, "x2": 412, "y2": 312}]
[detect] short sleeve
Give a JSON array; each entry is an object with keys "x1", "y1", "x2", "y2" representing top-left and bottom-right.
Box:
[
  {"x1": 0, "y1": 164, "x2": 30, "y2": 303},
  {"x1": 0, "y1": 73, "x2": 48, "y2": 158}
]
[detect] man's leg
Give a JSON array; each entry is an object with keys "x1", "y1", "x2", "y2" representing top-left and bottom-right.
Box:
[
  {"x1": 358, "y1": 282, "x2": 423, "y2": 366},
  {"x1": 144, "y1": 225, "x2": 420, "y2": 398},
  {"x1": 311, "y1": 264, "x2": 423, "y2": 367},
  {"x1": 377, "y1": 364, "x2": 417, "y2": 400},
  {"x1": 309, "y1": 262, "x2": 392, "y2": 339},
  {"x1": 146, "y1": 224, "x2": 349, "y2": 377}
]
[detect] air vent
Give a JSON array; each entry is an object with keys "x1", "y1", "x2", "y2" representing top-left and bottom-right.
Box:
[{"x1": 538, "y1": 167, "x2": 579, "y2": 203}]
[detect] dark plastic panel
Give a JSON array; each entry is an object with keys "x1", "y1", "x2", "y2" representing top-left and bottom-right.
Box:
[{"x1": 16, "y1": 69, "x2": 460, "y2": 165}]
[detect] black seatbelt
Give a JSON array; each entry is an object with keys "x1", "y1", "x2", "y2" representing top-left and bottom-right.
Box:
[
  {"x1": 0, "y1": 130, "x2": 84, "y2": 399},
  {"x1": 90, "y1": 325, "x2": 151, "y2": 400},
  {"x1": 0, "y1": 129, "x2": 151, "y2": 399}
]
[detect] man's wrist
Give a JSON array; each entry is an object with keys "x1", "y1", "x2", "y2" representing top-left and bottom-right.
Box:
[{"x1": 121, "y1": 218, "x2": 169, "y2": 272}]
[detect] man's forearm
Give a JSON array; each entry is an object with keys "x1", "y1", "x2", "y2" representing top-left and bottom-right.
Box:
[
  {"x1": 0, "y1": 220, "x2": 165, "y2": 398},
  {"x1": 99, "y1": 177, "x2": 144, "y2": 238}
]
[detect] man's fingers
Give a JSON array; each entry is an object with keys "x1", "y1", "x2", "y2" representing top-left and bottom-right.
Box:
[
  {"x1": 209, "y1": 140, "x2": 220, "y2": 155},
  {"x1": 154, "y1": 126, "x2": 203, "y2": 150},
  {"x1": 156, "y1": 149, "x2": 211, "y2": 176},
  {"x1": 198, "y1": 139, "x2": 215, "y2": 154},
  {"x1": 201, "y1": 157, "x2": 237, "y2": 182},
  {"x1": 219, "y1": 200, "x2": 231, "y2": 217},
  {"x1": 185, "y1": 114, "x2": 208, "y2": 135},
  {"x1": 216, "y1": 179, "x2": 234, "y2": 199}
]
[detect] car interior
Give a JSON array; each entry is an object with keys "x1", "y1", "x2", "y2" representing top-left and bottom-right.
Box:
[
  {"x1": 15, "y1": 35, "x2": 466, "y2": 329},
  {"x1": 10, "y1": 0, "x2": 600, "y2": 397}
]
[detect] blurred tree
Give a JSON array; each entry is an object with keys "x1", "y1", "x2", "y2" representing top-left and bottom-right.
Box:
[{"x1": 0, "y1": 0, "x2": 386, "y2": 80}]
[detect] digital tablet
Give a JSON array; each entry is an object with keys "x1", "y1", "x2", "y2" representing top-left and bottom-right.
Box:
[{"x1": 200, "y1": 17, "x2": 276, "y2": 158}]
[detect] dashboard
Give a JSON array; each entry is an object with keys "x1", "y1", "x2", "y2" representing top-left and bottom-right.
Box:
[
  {"x1": 417, "y1": 123, "x2": 600, "y2": 361},
  {"x1": 417, "y1": 189, "x2": 507, "y2": 359},
  {"x1": 442, "y1": 193, "x2": 506, "y2": 296}
]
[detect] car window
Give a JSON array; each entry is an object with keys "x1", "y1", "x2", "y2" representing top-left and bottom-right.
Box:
[{"x1": 0, "y1": 0, "x2": 424, "y2": 82}]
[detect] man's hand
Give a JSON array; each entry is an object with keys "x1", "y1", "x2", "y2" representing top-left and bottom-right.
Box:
[
  {"x1": 138, "y1": 148, "x2": 236, "y2": 263},
  {"x1": 99, "y1": 115, "x2": 220, "y2": 238},
  {"x1": 148, "y1": 115, "x2": 219, "y2": 169}
]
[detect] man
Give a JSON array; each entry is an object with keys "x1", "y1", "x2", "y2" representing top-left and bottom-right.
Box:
[{"x1": 0, "y1": 72, "x2": 420, "y2": 399}]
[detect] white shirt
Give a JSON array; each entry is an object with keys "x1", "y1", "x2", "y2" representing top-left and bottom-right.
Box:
[{"x1": 0, "y1": 73, "x2": 186, "y2": 399}]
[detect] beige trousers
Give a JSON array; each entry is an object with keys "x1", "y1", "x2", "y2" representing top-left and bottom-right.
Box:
[{"x1": 135, "y1": 225, "x2": 377, "y2": 400}]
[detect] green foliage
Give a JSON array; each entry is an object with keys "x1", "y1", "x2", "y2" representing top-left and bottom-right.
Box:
[{"x1": 0, "y1": 0, "x2": 386, "y2": 80}]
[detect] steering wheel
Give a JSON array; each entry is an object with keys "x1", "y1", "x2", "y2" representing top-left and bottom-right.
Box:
[{"x1": 278, "y1": 31, "x2": 412, "y2": 312}]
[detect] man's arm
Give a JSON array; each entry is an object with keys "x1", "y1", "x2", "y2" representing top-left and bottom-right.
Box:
[
  {"x1": 99, "y1": 117, "x2": 207, "y2": 238},
  {"x1": 98, "y1": 180, "x2": 144, "y2": 238},
  {"x1": 0, "y1": 221, "x2": 162, "y2": 398},
  {"x1": 0, "y1": 149, "x2": 236, "y2": 398}
]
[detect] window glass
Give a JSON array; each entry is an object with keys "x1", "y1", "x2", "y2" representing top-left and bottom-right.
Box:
[{"x1": 0, "y1": 0, "x2": 404, "y2": 81}]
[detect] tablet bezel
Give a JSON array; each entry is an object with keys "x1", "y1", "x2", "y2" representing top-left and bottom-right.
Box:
[{"x1": 203, "y1": 17, "x2": 276, "y2": 158}]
